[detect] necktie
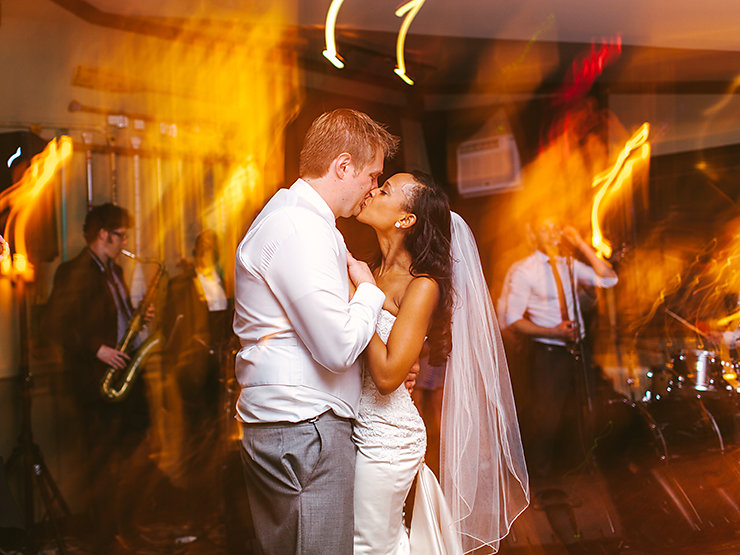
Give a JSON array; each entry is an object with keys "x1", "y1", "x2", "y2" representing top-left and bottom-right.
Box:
[
  {"x1": 547, "y1": 254, "x2": 570, "y2": 323},
  {"x1": 106, "y1": 264, "x2": 132, "y2": 321}
]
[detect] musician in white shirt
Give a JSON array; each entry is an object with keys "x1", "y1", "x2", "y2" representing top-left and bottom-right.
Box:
[
  {"x1": 233, "y1": 109, "x2": 399, "y2": 554},
  {"x1": 498, "y1": 216, "x2": 617, "y2": 486}
]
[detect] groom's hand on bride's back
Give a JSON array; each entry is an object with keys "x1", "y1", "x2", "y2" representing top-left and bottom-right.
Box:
[
  {"x1": 347, "y1": 252, "x2": 376, "y2": 286},
  {"x1": 405, "y1": 360, "x2": 420, "y2": 393}
]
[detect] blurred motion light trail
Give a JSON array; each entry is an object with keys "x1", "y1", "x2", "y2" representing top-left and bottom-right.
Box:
[
  {"x1": 0, "y1": 136, "x2": 73, "y2": 280},
  {"x1": 394, "y1": 0, "x2": 426, "y2": 85},
  {"x1": 323, "y1": 0, "x2": 346, "y2": 68},
  {"x1": 591, "y1": 123, "x2": 650, "y2": 259}
]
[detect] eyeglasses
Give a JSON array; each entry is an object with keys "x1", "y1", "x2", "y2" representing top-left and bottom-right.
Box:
[{"x1": 108, "y1": 230, "x2": 128, "y2": 240}]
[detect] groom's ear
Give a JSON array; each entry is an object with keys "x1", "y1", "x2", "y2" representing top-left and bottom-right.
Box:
[{"x1": 333, "y1": 152, "x2": 353, "y2": 180}]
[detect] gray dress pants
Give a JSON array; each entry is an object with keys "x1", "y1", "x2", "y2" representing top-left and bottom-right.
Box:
[{"x1": 240, "y1": 410, "x2": 355, "y2": 555}]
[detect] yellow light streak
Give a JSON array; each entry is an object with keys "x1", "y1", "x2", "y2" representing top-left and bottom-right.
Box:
[
  {"x1": 502, "y1": 14, "x2": 556, "y2": 75},
  {"x1": 717, "y1": 308, "x2": 740, "y2": 328},
  {"x1": 394, "y1": 0, "x2": 425, "y2": 85},
  {"x1": 323, "y1": 0, "x2": 346, "y2": 69},
  {"x1": 13, "y1": 253, "x2": 27, "y2": 274},
  {"x1": 591, "y1": 123, "x2": 650, "y2": 259}
]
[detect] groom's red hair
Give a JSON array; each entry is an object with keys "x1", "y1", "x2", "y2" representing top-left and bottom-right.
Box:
[{"x1": 299, "y1": 108, "x2": 399, "y2": 179}]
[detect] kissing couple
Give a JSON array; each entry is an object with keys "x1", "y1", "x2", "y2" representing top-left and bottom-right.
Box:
[{"x1": 233, "y1": 108, "x2": 529, "y2": 554}]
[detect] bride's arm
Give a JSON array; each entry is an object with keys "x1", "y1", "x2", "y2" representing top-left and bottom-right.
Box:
[{"x1": 365, "y1": 277, "x2": 439, "y2": 394}]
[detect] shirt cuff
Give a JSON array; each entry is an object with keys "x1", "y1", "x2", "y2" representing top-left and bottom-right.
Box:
[
  {"x1": 595, "y1": 276, "x2": 618, "y2": 288},
  {"x1": 352, "y1": 282, "x2": 385, "y2": 311}
]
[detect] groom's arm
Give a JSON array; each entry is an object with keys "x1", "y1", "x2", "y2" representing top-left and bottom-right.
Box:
[{"x1": 263, "y1": 214, "x2": 385, "y2": 372}]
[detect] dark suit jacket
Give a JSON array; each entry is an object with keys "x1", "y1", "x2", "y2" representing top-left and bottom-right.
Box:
[{"x1": 46, "y1": 248, "x2": 147, "y2": 425}]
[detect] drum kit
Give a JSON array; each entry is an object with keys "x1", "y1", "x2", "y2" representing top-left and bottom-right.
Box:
[
  {"x1": 623, "y1": 313, "x2": 740, "y2": 461},
  {"x1": 645, "y1": 348, "x2": 739, "y2": 401},
  {"x1": 598, "y1": 330, "x2": 740, "y2": 550}
]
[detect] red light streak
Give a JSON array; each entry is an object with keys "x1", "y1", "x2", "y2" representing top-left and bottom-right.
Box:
[{"x1": 558, "y1": 36, "x2": 622, "y2": 104}]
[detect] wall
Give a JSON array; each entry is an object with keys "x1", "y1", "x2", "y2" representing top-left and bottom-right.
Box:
[{"x1": 609, "y1": 93, "x2": 740, "y2": 157}]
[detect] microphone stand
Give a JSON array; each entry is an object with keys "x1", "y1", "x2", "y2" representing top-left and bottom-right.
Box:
[
  {"x1": 564, "y1": 252, "x2": 599, "y2": 473},
  {"x1": 566, "y1": 253, "x2": 594, "y2": 415}
]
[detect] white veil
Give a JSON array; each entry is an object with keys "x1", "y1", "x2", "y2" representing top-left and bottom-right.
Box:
[{"x1": 440, "y1": 212, "x2": 530, "y2": 554}]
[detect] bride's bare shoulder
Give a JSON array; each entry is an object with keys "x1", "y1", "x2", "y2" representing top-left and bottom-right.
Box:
[{"x1": 402, "y1": 276, "x2": 440, "y2": 305}]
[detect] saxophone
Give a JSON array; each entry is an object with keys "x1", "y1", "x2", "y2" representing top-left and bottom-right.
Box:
[{"x1": 100, "y1": 250, "x2": 166, "y2": 402}]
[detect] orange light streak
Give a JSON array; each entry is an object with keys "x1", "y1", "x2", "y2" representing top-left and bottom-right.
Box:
[
  {"x1": 591, "y1": 123, "x2": 649, "y2": 259},
  {"x1": 0, "y1": 136, "x2": 73, "y2": 280},
  {"x1": 704, "y1": 75, "x2": 740, "y2": 117},
  {"x1": 0, "y1": 235, "x2": 9, "y2": 275},
  {"x1": 394, "y1": 0, "x2": 425, "y2": 85}
]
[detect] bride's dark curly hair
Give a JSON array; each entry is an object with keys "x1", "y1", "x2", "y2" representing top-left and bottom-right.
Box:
[{"x1": 403, "y1": 171, "x2": 453, "y2": 366}]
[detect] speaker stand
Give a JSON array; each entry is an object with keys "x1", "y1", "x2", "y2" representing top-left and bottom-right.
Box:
[{"x1": 4, "y1": 278, "x2": 70, "y2": 554}]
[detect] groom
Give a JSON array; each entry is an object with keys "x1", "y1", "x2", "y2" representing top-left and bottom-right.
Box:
[{"x1": 233, "y1": 108, "x2": 399, "y2": 554}]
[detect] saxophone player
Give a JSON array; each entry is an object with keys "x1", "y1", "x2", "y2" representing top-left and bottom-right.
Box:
[{"x1": 46, "y1": 202, "x2": 157, "y2": 551}]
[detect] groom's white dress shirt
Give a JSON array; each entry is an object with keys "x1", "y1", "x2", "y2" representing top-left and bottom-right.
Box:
[{"x1": 233, "y1": 179, "x2": 385, "y2": 424}]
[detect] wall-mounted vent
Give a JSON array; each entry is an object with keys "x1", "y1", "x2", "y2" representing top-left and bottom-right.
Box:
[{"x1": 455, "y1": 135, "x2": 522, "y2": 197}]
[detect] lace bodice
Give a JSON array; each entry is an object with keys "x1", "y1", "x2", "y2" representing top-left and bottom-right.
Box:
[
  {"x1": 374, "y1": 307, "x2": 395, "y2": 343},
  {"x1": 353, "y1": 310, "x2": 426, "y2": 460}
]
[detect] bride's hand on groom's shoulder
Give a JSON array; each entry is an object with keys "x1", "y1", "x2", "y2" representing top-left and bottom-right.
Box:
[{"x1": 347, "y1": 252, "x2": 376, "y2": 287}]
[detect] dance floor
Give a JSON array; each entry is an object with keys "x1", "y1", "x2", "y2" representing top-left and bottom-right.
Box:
[
  {"x1": 6, "y1": 386, "x2": 740, "y2": 554},
  {"x1": 12, "y1": 443, "x2": 740, "y2": 554}
]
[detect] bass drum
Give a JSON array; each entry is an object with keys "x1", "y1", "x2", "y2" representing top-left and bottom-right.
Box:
[
  {"x1": 643, "y1": 361, "x2": 740, "y2": 447},
  {"x1": 637, "y1": 397, "x2": 725, "y2": 459},
  {"x1": 595, "y1": 395, "x2": 724, "y2": 465}
]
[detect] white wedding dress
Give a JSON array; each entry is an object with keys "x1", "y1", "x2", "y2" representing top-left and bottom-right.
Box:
[
  {"x1": 353, "y1": 212, "x2": 530, "y2": 555},
  {"x1": 353, "y1": 310, "x2": 462, "y2": 555}
]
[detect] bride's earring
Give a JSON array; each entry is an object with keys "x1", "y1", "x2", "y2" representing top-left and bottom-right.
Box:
[{"x1": 394, "y1": 222, "x2": 401, "y2": 228}]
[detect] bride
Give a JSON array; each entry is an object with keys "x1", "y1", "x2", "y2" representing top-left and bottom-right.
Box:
[{"x1": 350, "y1": 171, "x2": 529, "y2": 554}]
